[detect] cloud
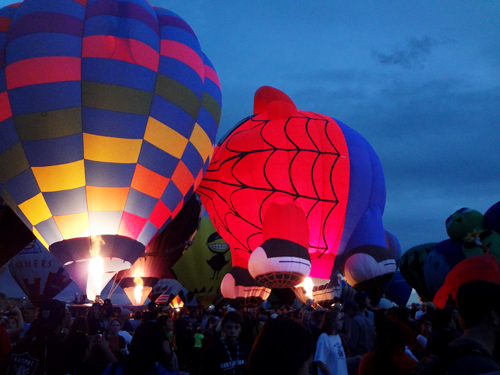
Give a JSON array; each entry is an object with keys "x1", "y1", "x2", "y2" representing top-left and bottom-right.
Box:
[{"x1": 372, "y1": 36, "x2": 444, "y2": 69}]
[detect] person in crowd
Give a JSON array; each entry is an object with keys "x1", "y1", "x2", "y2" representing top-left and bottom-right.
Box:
[
  {"x1": 314, "y1": 310, "x2": 348, "y2": 375},
  {"x1": 415, "y1": 303, "x2": 426, "y2": 320},
  {"x1": 444, "y1": 280, "x2": 500, "y2": 374},
  {"x1": 102, "y1": 321, "x2": 174, "y2": 375},
  {"x1": 200, "y1": 311, "x2": 250, "y2": 375},
  {"x1": 69, "y1": 315, "x2": 89, "y2": 335},
  {"x1": 343, "y1": 299, "x2": 374, "y2": 375},
  {"x1": 0, "y1": 323, "x2": 11, "y2": 368},
  {"x1": 416, "y1": 315, "x2": 433, "y2": 350},
  {"x1": 155, "y1": 314, "x2": 178, "y2": 373},
  {"x1": 357, "y1": 319, "x2": 417, "y2": 375},
  {"x1": 4, "y1": 299, "x2": 70, "y2": 374},
  {"x1": 248, "y1": 316, "x2": 315, "y2": 375},
  {"x1": 106, "y1": 318, "x2": 127, "y2": 361},
  {"x1": 425, "y1": 306, "x2": 461, "y2": 357},
  {"x1": 20, "y1": 305, "x2": 36, "y2": 337},
  {"x1": 393, "y1": 306, "x2": 425, "y2": 357},
  {"x1": 3, "y1": 307, "x2": 24, "y2": 344},
  {"x1": 343, "y1": 299, "x2": 375, "y2": 357},
  {"x1": 355, "y1": 292, "x2": 375, "y2": 326},
  {"x1": 65, "y1": 330, "x2": 116, "y2": 375},
  {"x1": 193, "y1": 326, "x2": 205, "y2": 373},
  {"x1": 87, "y1": 304, "x2": 105, "y2": 335}
]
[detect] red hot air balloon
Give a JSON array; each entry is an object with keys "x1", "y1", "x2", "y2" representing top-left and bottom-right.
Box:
[
  {"x1": 0, "y1": 0, "x2": 221, "y2": 299},
  {"x1": 198, "y1": 86, "x2": 394, "y2": 297}
]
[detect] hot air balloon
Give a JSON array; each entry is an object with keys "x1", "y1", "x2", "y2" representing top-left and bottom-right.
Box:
[
  {"x1": 198, "y1": 86, "x2": 394, "y2": 299},
  {"x1": 0, "y1": 0, "x2": 221, "y2": 300},
  {"x1": 8, "y1": 239, "x2": 72, "y2": 306},
  {"x1": 110, "y1": 193, "x2": 202, "y2": 305},
  {"x1": 423, "y1": 239, "x2": 464, "y2": 298},
  {"x1": 433, "y1": 253, "x2": 500, "y2": 309},
  {"x1": 400, "y1": 243, "x2": 436, "y2": 301},
  {"x1": 171, "y1": 217, "x2": 232, "y2": 308},
  {"x1": 384, "y1": 271, "x2": 412, "y2": 307}
]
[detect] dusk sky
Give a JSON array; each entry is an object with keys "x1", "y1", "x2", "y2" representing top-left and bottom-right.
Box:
[{"x1": 1, "y1": 0, "x2": 499, "y2": 302}]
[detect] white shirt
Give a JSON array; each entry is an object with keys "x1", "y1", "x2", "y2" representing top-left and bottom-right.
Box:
[{"x1": 314, "y1": 333, "x2": 348, "y2": 375}]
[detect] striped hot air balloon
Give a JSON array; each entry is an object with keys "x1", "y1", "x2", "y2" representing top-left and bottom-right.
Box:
[{"x1": 0, "y1": 0, "x2": 221, "y2": 299}]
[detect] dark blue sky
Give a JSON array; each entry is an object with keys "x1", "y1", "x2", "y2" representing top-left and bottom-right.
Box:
[{"x1": 1, "y1": 1, "x2": 499, "y2": 302}]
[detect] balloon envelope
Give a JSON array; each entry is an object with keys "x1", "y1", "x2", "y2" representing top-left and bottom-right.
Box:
[
  {"x1": 0, "y1": 0, "x2": 221, "y2": 297},
  {"x1": 171, "y1": 217, "x2": 232, "y2": 308},
  {"x1": 8, "y1": 239, "x2": 72, "y2": 306}
]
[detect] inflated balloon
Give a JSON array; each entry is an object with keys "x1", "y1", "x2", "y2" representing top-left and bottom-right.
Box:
[
  {"x1": 248, "y1": 195, "x2": 311, "y2": 288},
  {"x1": 0, "y1": 1, "x2": 221, "y2": 298},
  {"x1": 384, "y1": 271, "x2": 412, "y2": 307},
  {"x1": 220, "y1": 266, "x2": 271, "y2": 308},
  {"x1": 171, "y1": 217, "x2": 232, "y2": 308},
  {"x1": 8, "y1": 239, "x2": 72, "y2": 307},
  {"x1": 423, "y1": 239, "x2": 464, "y2": 298},
  {"x1": 399, "y1": 243, "x2": 437, "y2": 301},
  {"x1": 198, "y1": 86, "x2": 394, "y2": 295},
  {"x1": 433, "y1": 254, "x2": 500, "y2": 309},
  {"x1": 445, "y1": 208, "x2": 484, "y2": 241},
  {"x1": 0, "y1": 198, "x2": 35, "y2": 267}
]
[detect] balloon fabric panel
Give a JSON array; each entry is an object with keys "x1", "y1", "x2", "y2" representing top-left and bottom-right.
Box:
[{"x1": 0, "y1": 0, "x2": 221, "y2": 291}]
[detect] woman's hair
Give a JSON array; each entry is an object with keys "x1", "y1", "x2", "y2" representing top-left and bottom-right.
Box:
[
  {"x1": 124, "y1": 321, "x2": 164, "y2": 375},
  {"x1": 248, "y1": 317, "x2": 315, "y2": 375},
  {"x1": 321, "y1": 310, "x2": 341, "y2": 335},
  {"x1": 372, "y1": 319, "x2": 404, "y2": 375},
  {"x1": 69, "y1": 316, "x2": 89, "y2": 334}
]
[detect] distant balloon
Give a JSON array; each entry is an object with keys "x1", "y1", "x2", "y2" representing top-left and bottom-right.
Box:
[
  {"x1": 198, "y1": 86, "x2": 394, "y2": 297},
  {"x1": 423, "y1": 239, "x2": 464, "y2": 298},
  {"x1": 384, "y1": 271, "x2": 412, "y2": 307},
  {"x1": 0, "y1": 0, "x2": 221, "y2": 299},
  {"x1": 9, "y1": 239, "x2": 72, "y2": 307},
  {"x1": 400, "y1": 243, "x2": 437, "y2": 301},
  {"x1": 171, "y1": 217, "x2": 232, "y2": 308},
  {"x1": 445, "y1": 208, "x2": 484, "y2": 241}
]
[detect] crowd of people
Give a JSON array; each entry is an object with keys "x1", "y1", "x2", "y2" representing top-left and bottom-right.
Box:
[{"x1": 1, "y1": 280, "x2": 500, "y2": 375}]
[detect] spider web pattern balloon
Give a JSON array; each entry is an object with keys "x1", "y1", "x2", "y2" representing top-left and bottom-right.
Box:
[{"x1": 199, "y1": 90, "x2": 350, "y2": 280}]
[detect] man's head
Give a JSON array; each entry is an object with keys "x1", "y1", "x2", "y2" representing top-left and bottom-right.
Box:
[
  {"x1": 221, "y1": 311, "x2": 243, "y2": 344},
  {"x1": 457, "y1": 280, "x2": 500, "y2": 330},
  {"x1": 36, "y1": 299, "x2": 67, "y2": 334},
  {"x1": 23, "y1": 306, "x2": 37, "y2": 323},
  {"x1": 342, "y1": 299, "x2": 359, "y2": 318},
  {"x1": 354, "y1": 292, "x2": 371, "y2": 309}
]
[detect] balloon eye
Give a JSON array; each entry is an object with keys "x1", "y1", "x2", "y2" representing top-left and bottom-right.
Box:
[
  {"x1": 457, "y1": 207, "x2": 473, "y2": 213},
  {"x1": 445, "y1": 215, "x2": 453, "y2": 229}
]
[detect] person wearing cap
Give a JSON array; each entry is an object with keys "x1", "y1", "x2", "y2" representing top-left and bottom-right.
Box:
[{"x1": 4, "y1": 299, "x2": 70, "y2": 375}]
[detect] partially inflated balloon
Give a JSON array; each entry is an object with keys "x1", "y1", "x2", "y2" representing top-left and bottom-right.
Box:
[
  {"x1": 445, "y1": 208, "x2": 484, "y2": 241},
  {"x1": 384, "y1": 271, "x2": 412, "y2": 307},
  {"x1": 9, "y1": 239, "x2": 72, "y2": 306},
  {"x1": 484, "y1": 201, "x2": 500, "y2": 233},
  {"x1": 0, "y1": 0, "x2": 221, "y2": 298}
]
